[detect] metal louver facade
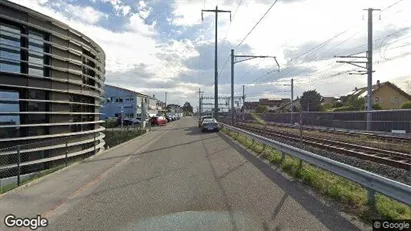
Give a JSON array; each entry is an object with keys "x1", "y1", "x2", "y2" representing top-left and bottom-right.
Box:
[{"x1": 0, "y1": 0, "x2": 106, "y2": 176}]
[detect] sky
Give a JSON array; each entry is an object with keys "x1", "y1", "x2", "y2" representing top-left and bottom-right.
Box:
[{"x1": 10, "y1": 0, "x2": 411, "y2": 107}]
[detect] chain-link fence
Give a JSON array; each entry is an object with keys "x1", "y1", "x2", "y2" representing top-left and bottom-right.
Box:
[
  {"x1": 103, "y1": 124, "x2": 146, "y2": 149},
  {"x1": 238, "y1": 110, "x2": 411, "y2": 134},
  {"x1": 0, "y1": 132, "x2": 104, "y2": 193}
]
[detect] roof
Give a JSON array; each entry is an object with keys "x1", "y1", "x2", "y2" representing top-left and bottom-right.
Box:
[
  {"x1": 105, "y1": 84, "x2": 151, "y2": 98},
  {"x1": 244, "y1": 102, "x2": 259, "y2": 109},
  {"x1": 349, "y1": 81, "x2": 411, "y2": 100}
]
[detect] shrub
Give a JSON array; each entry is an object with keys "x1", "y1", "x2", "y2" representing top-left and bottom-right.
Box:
[
  {"x1": 372, "y1": 104, "x2": 383, "y2": 110},
  {"x1": 332, "y1": 105, "x2": 354, "y2": 112},
  {"x1": 401, "y1": 101, "x2": 411, "y2": 109}
]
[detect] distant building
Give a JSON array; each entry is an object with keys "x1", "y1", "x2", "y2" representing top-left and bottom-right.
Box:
[
  {"x1": 243, "y1": 102, "x2": 259, "y2": 113},
  {"x1": 101, "y1": 85, "x2": 166, "y2": 119},
  {"x1": 167, "y1": 104, "x2": 183, "y2": 116},
  {"x1": 277, "y1": 98, "x2": 301, "y2": 112},
  {"x1": 345, "y1": 80, "x2": 411, "y2": 109},
  {"x1": 322, "y1": 96, "x2": 337, "y2": 105},
  {"x1": 243, "y1": 98, "x2": 291, "y2": 112}
]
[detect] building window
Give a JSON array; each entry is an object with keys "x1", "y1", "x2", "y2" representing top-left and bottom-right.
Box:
[
  {"x1": 0, "y1": 89, "x2": 20, "y2": 138},
  {"x1": 106, "y1": 97, "x2": 111, "y2": 103},
  {"x1": 391, "y1": 97, "x2": 400, "y2": 104},
  {"x1": 29, "y1": 89, "x2": 47, "y2": 100},
  {"x1": 0, "y1": 23, "x2": 21, "y2": 73},
  {"x1": 374, "y1": 97, "x2": 380, "y2": 103},
  {"x1": 28, "y1": 30, "x2": 45, "y2": 77}
]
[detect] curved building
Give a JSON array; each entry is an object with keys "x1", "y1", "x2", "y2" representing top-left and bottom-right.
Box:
[{"x1": 0, "y1": 1, "x2": 106, "y2": 178}]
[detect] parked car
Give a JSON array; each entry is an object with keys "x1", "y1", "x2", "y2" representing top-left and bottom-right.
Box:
[
  {"x1": 116, "y1": 117, "x2": 140, "y2": 126},
  {"x1": 201, "y1": 118, "x2": 219, "y2": 132},
  {"x1": 166, "y1": 115, "x2": 174, "y2": 122},
  {"x1": 198, "y1": 115, "x2": 212, "y2": 127},
  {"x1": 151, "y1": 116, "x2": 167, "y2": 126}
]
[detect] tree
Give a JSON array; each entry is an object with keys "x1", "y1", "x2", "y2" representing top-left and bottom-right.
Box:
[
  {"x1": 182, "y1": 102, "x2": 193, "y2": 113},
  {"x1": 372, "y1": 104, "x2": 382, "y2": 110},
  {"x1": 300, "y1": 90, "x2": 322, "y2": 111},
  {"x1": 256, "y1": 105, "x2": 267, "y2": 113},
  {"x1": 352, "y1": 97, "x2": 366, "y2": 110}
]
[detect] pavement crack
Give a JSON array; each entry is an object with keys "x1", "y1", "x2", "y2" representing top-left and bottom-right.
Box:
[{"x1": 201, "y1": 136, "x2": 239, "y2": 231}]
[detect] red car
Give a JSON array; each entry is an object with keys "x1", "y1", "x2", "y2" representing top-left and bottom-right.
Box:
[{"x1": 151, "y1": 116, "x2": 167, "y2": 126}]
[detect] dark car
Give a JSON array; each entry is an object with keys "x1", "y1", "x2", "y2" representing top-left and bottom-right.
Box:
[
  {"x1": 116, "y1": 118, "x2": 141, "y2": 127},
  {"x1": 201, "y1": 118, "x2": 219, "y2": 132},
  {"x1": 198, "y1": 115, "x2": 212, "y2": 127}
]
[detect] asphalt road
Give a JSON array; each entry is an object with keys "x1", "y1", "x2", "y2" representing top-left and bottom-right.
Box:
[{"x1": 0, "y1": 117, "x2": 368, "y2": 231}]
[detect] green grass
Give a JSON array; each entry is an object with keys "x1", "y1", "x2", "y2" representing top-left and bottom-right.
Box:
[
  {"x1": 222, "y1": 128, "x2": 411, "y2": 221},
  {"x1": 0, "y1": 164, "x2": 67, "y2": 194},
  {"x1": 1, "y1": 130, "x2": 145, "y2": 194}
]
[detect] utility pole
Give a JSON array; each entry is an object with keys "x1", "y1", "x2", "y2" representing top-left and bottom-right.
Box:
[
  {"x1": 291, "y1": 78, "x2": 294, "y2": 125},
  {"x1": 242, "y1": 85, "x2": 245, "y2": 120},
  {"x1": 196, "y1": 88, "x2": 204, "y2": 117},
  {"x1": 231, "y1": 49, "x2": 235, "y2": 125},
  {"x1": 230, "y1": 48, "x2": 280, "y2": 124},
  {"x1": 242, "y1": 85, "x2": 245, "y2": 105},
  {"x1": 335, "y1": 8, "x2": 380, "y2": 131},
  {"x1": 202, "y1": 6, "x2": 231, "y2": 120},
  {"x1": 165, "y1": 92, "x2": 167, "y2": 106}
]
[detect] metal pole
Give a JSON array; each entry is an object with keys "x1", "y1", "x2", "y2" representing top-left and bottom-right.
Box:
[
  {"x1": 17, "y1": 145, "x2": 21, "y2": 186},
  {"x1": 231, "y1": 49, "x2": 235, "y2": 125},
  {"x1": 291, "y1": 78, "x2": 294, "y2": 125},
  {"x1": 94, "y1": 132, "x2": 97, "y2": 155},
  {"x1": 367, "y1": 8, "x2": 373, "y2": 131},
  {"x1": 65, "y1": 139, "x2": 68, "y2": 167},
  {"x1": 165, "y1": 92, "x2": 167, "y2": 106},
  {"x1": 198, "y1": 88, "x2": 201, "y2": 117},
  {"x1": 242, "y1": 85, "x2": 245, "y2": 121},
  {"x1": 214, "y1": 5, "x2": 219, "y2": 120}
]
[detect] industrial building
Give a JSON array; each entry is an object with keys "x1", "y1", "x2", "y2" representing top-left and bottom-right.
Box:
[
  {"x1": 101, "y1": 84, "x2": 166, "y2": 119},
  {"x1": 0, "y1": 1, "x2": 106, "y2": 177}
]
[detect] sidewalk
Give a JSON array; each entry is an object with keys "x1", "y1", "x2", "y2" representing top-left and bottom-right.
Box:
[{"x1": 0, "y1": 121, "x2": 177, "y2": 230}]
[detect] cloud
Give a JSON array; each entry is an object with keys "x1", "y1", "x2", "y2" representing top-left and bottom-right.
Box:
[
  {"x1": 8, "y1": 0, "x2": 411, "y2": 105},
  {"x1": 65, "y1": 5, "x2": 108, "y2": 24},
  {"x1": 127, "y1": 13, "x2": 155, "y2": 35}
]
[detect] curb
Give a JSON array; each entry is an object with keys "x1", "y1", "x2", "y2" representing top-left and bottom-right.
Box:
[{"x1": 0, "y1": 129, "x2": 153, "y2": 197}]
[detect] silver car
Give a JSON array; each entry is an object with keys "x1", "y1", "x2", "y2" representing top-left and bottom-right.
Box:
[{"x1": 201, "y1": 118, "x2": 219, "y2": 132}]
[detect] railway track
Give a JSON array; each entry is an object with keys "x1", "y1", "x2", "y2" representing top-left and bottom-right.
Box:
[
  {"x1": 230, "y1": 122, "x2": 411, "y2": 171},
  {"x1": 243, "y1": 121, "x2": 411, "y2": 142}
]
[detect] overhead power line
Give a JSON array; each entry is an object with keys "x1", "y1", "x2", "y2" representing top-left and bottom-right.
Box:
[
  {"x1": 234, "y1": 0, "x2": 279, "y2": 51},
  {"x1": 217, "y1": 0, "x2": 244, "y2": 61},
  {"x1": 382, "y1": 0, "x2": 404, "y2": 11},
  {"x1": 229, "y1": 0, "x2": 407, "y2": 97}
]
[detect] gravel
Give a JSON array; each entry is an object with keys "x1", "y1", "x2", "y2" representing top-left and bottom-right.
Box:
[{"x1": 231, "y1": 123, "x2": 411, "y2": 186}]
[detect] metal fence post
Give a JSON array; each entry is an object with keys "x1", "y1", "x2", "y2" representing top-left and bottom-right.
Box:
[
  {"x1": 94, "y1": 132, "x2": 97, "y2": 155},
  {"x1": 17, "y1": 145, "x2": 21, "y2": 186},
  {"x1": 299, "y1": 113, "x2": 304, "y2": 172},
  {"x1": 65, "y1": 139, "x2": 68, "y2": 167},
  {"x1": 367, "y1": 188, "x2": 376, "y2": 208},
  {"x1": 280, "y1": 151, "x2": 285, "y2": 163}
]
